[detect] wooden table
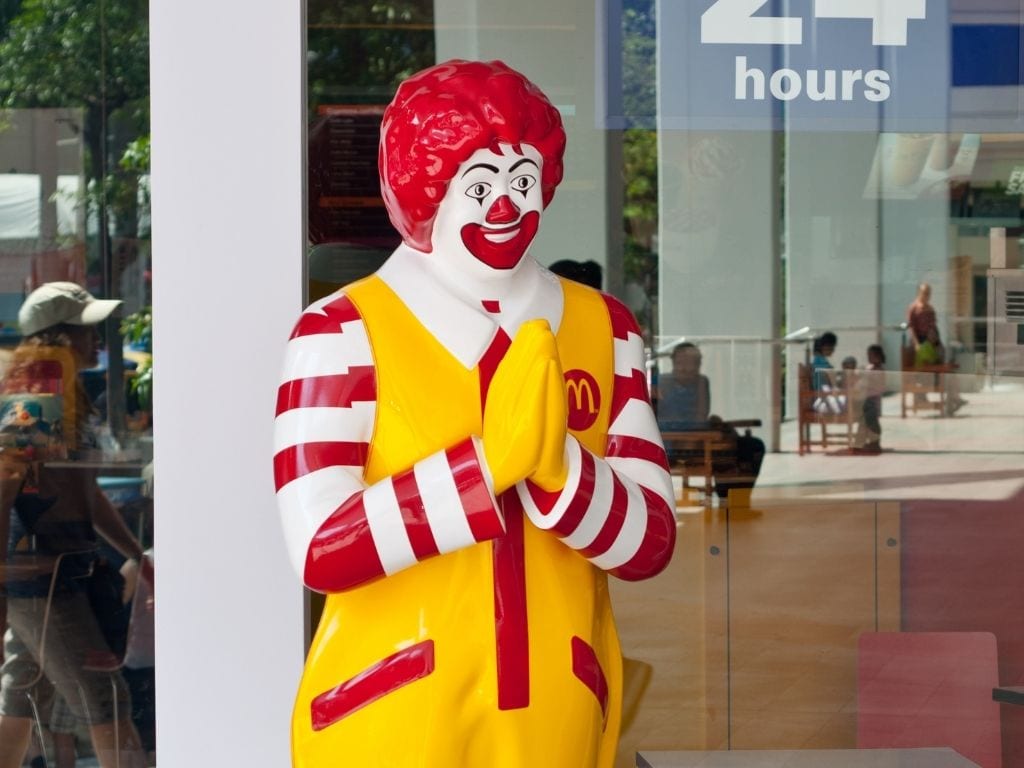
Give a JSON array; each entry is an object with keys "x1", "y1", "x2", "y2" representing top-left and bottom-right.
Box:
[
  {"x1": 662, "y1": 420, "x2": 762, "y2": 502},
  {"x1": 637, "y1": 748, "x2": 979, "y2": 768}
]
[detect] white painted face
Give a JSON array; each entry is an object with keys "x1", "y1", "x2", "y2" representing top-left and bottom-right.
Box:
[{"x1": 430, "y1": 142, "x2": 545, "y2": 277}]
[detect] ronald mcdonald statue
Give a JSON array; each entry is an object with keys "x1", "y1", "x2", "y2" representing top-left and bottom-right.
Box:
[{"x1": 275, "y1": 60, "x2": 676, "y2": 767}]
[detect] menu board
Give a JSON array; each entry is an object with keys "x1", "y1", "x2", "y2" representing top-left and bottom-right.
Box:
[{"x1": 308, "y1": 105, "x2": 401, "y2": 247}]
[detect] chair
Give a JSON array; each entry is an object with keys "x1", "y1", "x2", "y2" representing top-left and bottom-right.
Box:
[
  {"x1": 858, "y1": 631, "x2": 1002, "y2": 768},
  {"x1": 796, "y1": 363, "x2": 854, "y2": 454},
  {"x1": 900, "y1": 344, "x2": 955, "y2": 417},
  {"x1": 662, "y1": 429, "x2": 732, "y2": 501}
]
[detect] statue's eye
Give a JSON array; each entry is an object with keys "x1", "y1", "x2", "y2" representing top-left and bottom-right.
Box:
[
  {"x1": 465, "y1": 182, "x2": 491, "y2": 202},
  {"x1": 511, "y1": 174, "x2": 536, "y2": 195}
]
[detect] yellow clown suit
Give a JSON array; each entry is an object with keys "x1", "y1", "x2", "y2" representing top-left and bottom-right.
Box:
[{"x1": 274, "y1": 60, "x2": 676, "y2": 768}]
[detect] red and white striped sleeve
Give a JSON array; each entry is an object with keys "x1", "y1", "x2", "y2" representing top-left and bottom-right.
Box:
[
  {"x1": 516, "y1": 295, "x2": 676, "y2": 581},
  {"x1": 274, "y1": 292, "x2": 505, "y2": 594}
]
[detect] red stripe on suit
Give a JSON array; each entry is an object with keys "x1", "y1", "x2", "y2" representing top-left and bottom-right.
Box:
[
  {"x1": 609, "y1": 369, "x2": 651, "y2": 425},
  {"x1": 290, "y1": 294, "x2": 363, "y2": 338},
  {"x1": 525, "y1": 448, "x2": 598, "y2": 531},
  {"x1": 571, "y1": 636, "x2": 609, "y2": 722},
  {"x1": 477, "y1": 328, "x2": 531, "y2": 710},
  {"x1": 274, "y1": 442, "x2": 370, "y2": 491},
  {"x1": 579, "y1": 473, "x2": 629, "y2": 560},
  {"x1": 276, "y1": 367, "x2": 376, "y2": 414},
  {"x1": 310, "y1": 640, "x2": 435, "y2": 730},
  {"x1": 608, "y1": 486, "x2": 675, "y2": 581},
  {"x1": 391, "y1": 469, "x2": 440, "y2": 561},
  {"x1": 602, "y1": 293, "x2": 642, "y2": 341},
  {"x1": 303, "y1": 437, "x2": 502, "y2": 593},
  {"x1": 304, "y1": 491, "x2": 385, "y2": 592},
  {"x1": 605, "y1": 434, "x2": 671, "y2": 473},
  {"x1": 448, "y1": 439, "x2": 505, "y2": 542}
]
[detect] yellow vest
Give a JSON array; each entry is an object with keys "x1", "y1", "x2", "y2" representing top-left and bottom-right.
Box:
[{"x1": 292, "y1": 274, "x2": 623, "y2": 768}]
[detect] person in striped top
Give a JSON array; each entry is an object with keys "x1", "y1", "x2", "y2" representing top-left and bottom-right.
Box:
[{"x1": 275, "y1": 59, "x2": 676, "y2": 768}]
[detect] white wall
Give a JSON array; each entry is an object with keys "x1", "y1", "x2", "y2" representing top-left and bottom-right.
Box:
[
  {"x1": 657, "y1": 129, "x2": 779, "y2": 443},
  {"x1": 784, "y1": 132, "x2": 884, "y2": 417},
  {"x1": 150, "y1": 1, "x2": 304, "y2": 764}
]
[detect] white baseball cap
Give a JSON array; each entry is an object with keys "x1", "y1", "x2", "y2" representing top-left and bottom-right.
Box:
[{"x1": 18, "y1": 282, "x2": 123, "y2": 336}]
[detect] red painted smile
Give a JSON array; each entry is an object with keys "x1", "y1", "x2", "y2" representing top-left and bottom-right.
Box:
[{"x1": 460, "y1": 211, "x2": 540, "y2": 270}]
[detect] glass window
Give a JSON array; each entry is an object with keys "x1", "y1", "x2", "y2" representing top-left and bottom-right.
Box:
[
  {"x1": 0, "y1": 1, "x2": 154, "y2": 766},
  {"x1": 301, "y1": 2, "x2": 1024, "y2": 765}
]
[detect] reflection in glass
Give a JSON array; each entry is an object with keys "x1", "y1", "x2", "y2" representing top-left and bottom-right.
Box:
[
  {"x1": 0, "y1": 0, "x2": 153, "y2": 765},
  {"x1": 304, "y1": 2, "x2": 1024, "y2": 765}
]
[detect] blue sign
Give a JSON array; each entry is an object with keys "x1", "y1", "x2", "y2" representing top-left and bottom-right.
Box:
[{"x1": 600, "y1": 0, "x2": 1024, "y2": 132}]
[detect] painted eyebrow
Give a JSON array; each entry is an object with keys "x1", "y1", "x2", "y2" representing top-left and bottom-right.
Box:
[
  {"x1": 510, "y1": 158, "x2": 539, "y2": 173},
  {"x1": 461, "y1": 162, "x2": 500, "y2": 178}
]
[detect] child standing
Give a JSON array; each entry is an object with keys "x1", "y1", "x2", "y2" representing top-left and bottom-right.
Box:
[{"x1": 854, "y1": 344, "x2": 886, "y2": 453}]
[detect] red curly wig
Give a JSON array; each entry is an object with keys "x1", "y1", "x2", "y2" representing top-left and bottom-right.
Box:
[{"x1": 378, "y1": 60, "x2": 566, "y2": 252}]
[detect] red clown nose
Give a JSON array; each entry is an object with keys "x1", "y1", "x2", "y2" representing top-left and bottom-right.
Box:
[{"x1": 485, "y1": 195, "x2": 519, "y2": 224}]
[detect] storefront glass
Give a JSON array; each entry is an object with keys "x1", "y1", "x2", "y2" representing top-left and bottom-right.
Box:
[
  {"x1": 0, "y1": 1, "x2": 155, "y2": 765},
  {"x1": 304, "y1": 1, "x2": 1024, "y2": 765}
]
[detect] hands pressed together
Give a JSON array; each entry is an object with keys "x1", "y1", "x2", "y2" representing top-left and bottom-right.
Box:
[{"x1": 482, "y1": 319, "x2": 569, "y2": 496}]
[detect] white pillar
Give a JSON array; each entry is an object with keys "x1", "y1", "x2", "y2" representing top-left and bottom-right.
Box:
[{"x1": 150, "y1": 1, "x2": 304, "y2": 763}]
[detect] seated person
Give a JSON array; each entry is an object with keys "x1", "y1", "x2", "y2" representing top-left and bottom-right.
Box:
[
  {"x1": 914, "y1": 326, "x2": 944, "y2": 367},
  {"x1": 657, "y1": 343, "x2": 764, "y2": 499},
  {"x1": 913, "y1": 327, "x2": 966, "y2": 414},
  {"x1": 810, "y1": 332, "x2": 849, "y2": 414},
  {"x1": 656, "y1": 342, "x2": 709, "y2": 430},
  {"x1": 811, "y1": 331, "x2": 838, "y2": 391}
]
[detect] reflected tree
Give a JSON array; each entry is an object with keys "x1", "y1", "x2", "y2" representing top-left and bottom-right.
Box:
[
  {"x1": 621, "y1": 0, "x2": 658, "y2": 338},
  {"x1": 0, "y1": 0, "x2": 150, "y2": 431},
  {"x1": 307, "y1": 0, "x2": 434, "y2": 111},
  {"x1": 0, "y1": 0, "x2": 149, "y2": 216}
]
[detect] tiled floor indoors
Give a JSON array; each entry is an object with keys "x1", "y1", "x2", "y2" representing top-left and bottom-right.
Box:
[
  {"x1": 727, "y1": 376, "x2": 1023, "y2": 505},
  {"x1": 613, "y1": 376, "x2": 1024, "y2": 768}
]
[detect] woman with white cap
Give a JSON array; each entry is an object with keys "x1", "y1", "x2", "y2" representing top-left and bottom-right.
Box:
[{"x1": 0, "y1": 282, "x2": 151, "y2": 768}]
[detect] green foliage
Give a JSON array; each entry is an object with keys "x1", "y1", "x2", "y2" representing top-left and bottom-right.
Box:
[
  {"x1": 0, "y1": 0, "x2": 151, "y2": 423},
  {"x1": 89, "y1": 133, "x2": 150, "y2": 235},
  {"x1": 622, "y1": 0, "x2": 656, "y2": 122},
  {"x1": 120, "y1": 305, "x2": 151, "y2": 411},
  {"x1": 0, "y1": 0, "x2": 148, "y2": 114},
  {"x1": 619, "y1": 0, "x2": 659, "y2": 336},
  {"x1": 0, "y1": 0, "x2": 150, "y2": 243},
  {"x1": 0, "y1": 0, "x2": 23, "y2": 35},
  {"x1": 622, "y1": 127, "x2": 658, "y2": 311},
  {"x1": 128, "y1": 356, "x2": 151, "y2": 412},
  {"x1": 307, "y1": 0, "x2": 434, "y2": 110},
  {"x1": 624, "y1": 128, "x2": 658, "y2": 226},
  {"x1": 118, "y1": 132, "x2": 149, "y2": 173},
  {"x1": 119, "y1": 304, "x2": 150, "y2": 351}
]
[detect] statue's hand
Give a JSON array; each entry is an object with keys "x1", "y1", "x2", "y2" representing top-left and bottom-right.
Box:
[
  {"x1": 483, "y1": 320, "x2": 566, "y2": 494},
  {"x1": 528, "y1": 358, "x2": 568, "y2": 492}
]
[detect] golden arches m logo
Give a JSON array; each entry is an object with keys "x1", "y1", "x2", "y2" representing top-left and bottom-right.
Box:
[{"x1": 564, "y1": 369, "x2": 601, "y2": 431}]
